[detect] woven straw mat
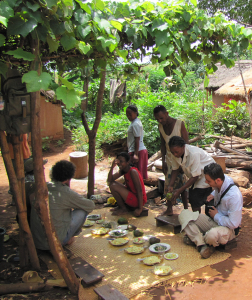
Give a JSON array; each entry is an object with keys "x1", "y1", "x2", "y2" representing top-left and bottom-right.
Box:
[{"x1": 67, "y1": 207, "x2": 230, "y2": 299}]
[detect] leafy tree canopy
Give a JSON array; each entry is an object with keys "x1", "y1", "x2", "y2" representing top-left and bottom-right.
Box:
[
  {"x1": 0, "y1": 0, "x2": 252, "y2": 107},
  {"x1": 197, "y1": 0, "x2": 252, "y2": 25}
]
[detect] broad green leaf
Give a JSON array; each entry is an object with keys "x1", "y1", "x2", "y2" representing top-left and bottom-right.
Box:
[
  {"x1": 63, "y1": 0, "x2": 73, "y2": 7},
  {"x1": 64, "y1": 20, "x2": 73, "y2": 33},
  {"x1": 204, "y1": 75, "x2": 209, "y2": 88},
  {"x1": 203, "y1": 55, "x2": 212, "y2": 64},
  {"x1": 0, "y1": 62, "x2": 8, "y2": 79},
  {"x1": 56, "y1": 86, "x2": 80, "y2": 109},
  {"x1": 0, "y1": 1, "x2": 14, "y2": 19},
  {"x1": 141, "y1": 2, "x2": 154, "y2": 13},
  {"x1": 132, "y1": 20, "x2": 144, "y2": 24},
  {"x1": 7, "y1": 16, "x2": 37, "y2": 37},
  {"x1": 109, "y1": 43, "x2": 117, "y2": 52},
  {"x1": 26, "y1": 2, "x2": 40, "y2": 12},
  {"x1": 183, "y1": 11, "x2": 191, "y2": 22},
  {"x1": 75, "y1": 0, "x2": 91, "y2": 14},
  {"x1": 0, "y1": 34, "x2": 6, "y2": 47},
  {"x1": 44, "y1": 0, "x2": 57, "y2": 9},
  {"x1": 47, "y1": 35, "x2": 59, "y2": 53},
  {"x1": 157, "y1": 23, "x2": 168, "y2": 31},
  {"x1": 190, "y1": 0, "x2": 197, "y2": 7},
  {"x1": 22, "y1": 71, "x2": 52, "y2": 92},
  {"x1": 94, "y1": 0, "x2": 105, "y2": 11},
  {"x1": 0, "y1": 16, "x2": 7, "y2": 27},
  {"x1": 78, "y1": 25, "x2": 91, "y2": 38},
  {"x1": 6, "y1": 48, "x2": 35, "y2": 61},
  {"x1": 36, "y1": 24, "x2": 47, "y2": 42},
  {"x1": 110, "y1": 20, "x2": 123, "y2": 32},
  {"x1": 78, "y1": 42, "x2": 91, "y2": 54},
  {"x1": 100, "y1": 19, "x2": 111, "y2": 30},
  {"x1": 58, "y1": 75, "x2": 75, "y2": 90},
  {"x1": 74, "y1": 9, "x2": 90, "y2": 24},
  {"x1": 155, "y1": 31, "x2": 170, "y2": 46},
  {"x1": 116, "y1": 49, "x2": 128, "y2": 61},
  {"x1": 158, "y1": 44, "x2": 174, "y2": 59},
  {"x1": 60, "y1": 35, "x2": 77, "y2": 51},
  {"x1": 50, "y1": 20, "x2": 65, "y2": 35},
  {"x1": 243, "y1": 28, "x2": 252, "y2": 38}
]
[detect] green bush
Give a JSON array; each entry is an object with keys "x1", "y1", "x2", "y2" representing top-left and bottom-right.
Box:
[{"x1": 212, "y1": 100, "x2": 250, "y2": 137}]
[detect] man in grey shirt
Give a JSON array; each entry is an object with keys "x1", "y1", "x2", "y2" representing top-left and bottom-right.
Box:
[{"x1": 30, "y1": 160, "x2": 95, "y2": 250}]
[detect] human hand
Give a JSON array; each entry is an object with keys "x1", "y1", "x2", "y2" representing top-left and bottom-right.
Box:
[
  {"x1": 206, "y1": 194, "x2": 214, "y2": 202},
  {"x1": 208, "y1": 206, "x2": 218, "y2": 218},
  {"x1": 167, "y1": 186, "x2": 173, "y2": 193},
  {"x1": 112, "y1": 159, "x2": 118, "y2": 168},
  {"x1": 133, "y1": 154, "x2": 139, "y2": 163},
  {"x1": 171, "y1": 189, "x2": 180, "y2": 205},
  {"x1": 133, "y1": 208, "x2": 142, "y2": 217}
]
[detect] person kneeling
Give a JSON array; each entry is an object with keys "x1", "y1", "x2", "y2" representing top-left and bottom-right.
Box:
[
  {"x1": 178, "y1": 163, "x2": 243, "y2": 259},
  {"x1": 30, "y1": 160, "x2": 95, "y2": 250},
  {"x1": 107, "y1": 152, "x2": 147, "y2": 216}
]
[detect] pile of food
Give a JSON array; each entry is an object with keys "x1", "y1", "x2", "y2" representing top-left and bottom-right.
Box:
[
  {"x1": 83, "y1": 220, "x2": 95, "y2": 227},
  {"x1": 91, "y1": 228, "x2": 109, "y2": 235},
  {"x1": 133, "y1": 237, "x2": 145, "y2": 244},
  {"x1": 110, "y1": 238, "x2": 128, "y2": 246},
  {"x1": 125, "y1": 246, "x2": 144, "y2": 254},
  {"x1": 143, "y1": 256, "x2": 161, "y2": 265},
  {"x1": 153, "y1": 265, "x2": 172, "y2": 276}
]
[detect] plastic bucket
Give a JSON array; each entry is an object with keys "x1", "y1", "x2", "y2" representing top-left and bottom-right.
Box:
[
  {"x1": 0, "y1": 227, "x2": 6, "y2": 260},
  {"x1": 69, "y1": 152, "x2": 88, "y2": 179}
]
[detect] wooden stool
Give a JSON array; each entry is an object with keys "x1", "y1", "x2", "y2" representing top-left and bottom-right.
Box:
[
  {"x1": 94, "y1": 284, "x2": 129, "y2": 300},
  {"x1": 69, "y1": 257, "x2": 104, "y2": 286},
  {"x1": 155, "y1": 214, "x2": 181, "y2": 234}
]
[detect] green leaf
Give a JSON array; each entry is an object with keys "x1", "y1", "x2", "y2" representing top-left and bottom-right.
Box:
[
  {"x1": 0, "y1": 34, "x2": 6, "y2": 47},
  {"x1": 56, "y1": 86, "x2": 81, "y2": 109},
  {"x1": 183, "y1": 11, "x2": 191, "y2": 22},
  {"x1": 26, "y1": 2, "x2": 40, "y2": 12},
  {"x1": 47, "y1": 35, "x2": 59, "y2": 53},
  {"x1": 110, "y1": 20, "x2": 123, "y2": 32},
  {"x1": 75, "y1": 0, "x2": 91, "y2": 14},
  {"x1": 79, "y1": 42, "x2": 91, "y2": 54},
  {"x1": 0, "y1": 1, "x2": 14, "y2": 19},
  {"x1": 7, "y1": 16, "x2": 38, "y2": 37},
  {"x1": 0, "y1": 16, "x2": 7, "y2": 27},
  {"x1": 50, "y1": 20, "x2": 65, "y2": 35},
  {"x1": 58, "y1": 75, "x2": 75, "y2": 90},
  {"x1": 74, "y1": 9, "x2": 90, "y2": 24},
  {"x1": 0, "y1": 62, "x2": 8, "y2": 79},
  {"x1": 44, "y1": 0, "x2": 57, "y2": 9},
  {"x1": 100, "y1": 19, "x2": 111, "y2": 30},
  {"x1": 243, "y1": 28, "x2": 252, "y2": 38},
  {"x1": 155, "y1": 31, "x2": 170, "y2": 46},
  {"x1": 204, "y1": 75, "x2": 209, "y2": 88},
  {"x1": 78, "y1": 25, "x2": 91, "y2": 38},
  {"x1": 22, "y1": 71, "x2": 52, "y2": 92},
  {"x1": 116, "y1": 49, "x2": 128, "y2": 61},
  {"x1": 60, "y1": 35, "x2": 77, "y2": 51},
  {"x1": 141, "y1": 2, "x2": 155, "y2": 13},
  {"x1": 158, "y1": 44, "x2": 174, "y2": 59},
  {"x1": 94, "y1": 0, "x2": 105, "y2": 11},
  {"x1": 189, "y1": 0, "x2": 197, "y2": 7},
  {"x1": 6, "y1": 48, "x2": 35, "y2": 61}
]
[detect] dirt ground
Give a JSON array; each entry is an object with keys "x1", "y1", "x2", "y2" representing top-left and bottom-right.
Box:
[{"x1": 1, "y1": 134, "x2": 252, "y2": 300}]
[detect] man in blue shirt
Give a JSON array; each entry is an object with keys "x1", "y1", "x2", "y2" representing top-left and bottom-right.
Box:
[{"x1": 178, "y1": 163, "x2": 243, "y2": 259}]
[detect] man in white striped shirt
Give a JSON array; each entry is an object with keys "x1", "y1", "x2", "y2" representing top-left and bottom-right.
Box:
[{"x1": 178, "y1": 163, "x2": 243, "y2": 259}]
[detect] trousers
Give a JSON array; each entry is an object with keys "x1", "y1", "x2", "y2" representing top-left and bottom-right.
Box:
[{"x1": 184, "y1": 214, "x2": 236, "y2": 247}]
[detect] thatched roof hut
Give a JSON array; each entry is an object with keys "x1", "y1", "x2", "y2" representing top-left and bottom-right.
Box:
[
  {"x1": 215, "y1": 68, "x2": 252, "y2": 97},
  {"x1": 199, "y1": 60, "x2": 252, "y2": 92}
]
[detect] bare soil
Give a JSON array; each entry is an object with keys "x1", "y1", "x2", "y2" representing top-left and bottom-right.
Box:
[{"x1": 1, "y1": 132, "x2": 252, "y2": 300}]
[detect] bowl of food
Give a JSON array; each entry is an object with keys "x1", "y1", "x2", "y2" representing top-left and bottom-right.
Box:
[
  {"x1": 142, "y1": 255, "x2": 161, "y2": 266},
  {"x1": 87, "y1": 214, "x2": 101, "y2": 221},
  {"x1": 125, "y1": 246, "x2": 145, "y2": 255},
  {"x1": 91, "y1": 228, "x2": 109, "y2": 235},
  {"x1": 149, "y1": 243, "x2": 171, "y2": 253},
  {"x1": 83, "y1": 220, "x2": 95, "y2": 227},
  {"x1": 153, "y1": 265, "x2": 172, "y2": 276},
  {"x1": 133, "y1": 237, "x2": 145, "y2": 244},
  {"x1": 109, "y1": 238, "x2": 129, "y2": 246},
  {"x1": 109, "y1": 229, "x2": 128, "y2": 238},
  {"x1": 96, "y1": 219, "x2": 104, "y2": 224},
  {"x1": 164, "y1": 253, "x2": 179, "y2": 260}
]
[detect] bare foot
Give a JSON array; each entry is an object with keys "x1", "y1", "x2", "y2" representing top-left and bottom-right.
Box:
[
  {"x1": 66, "y1": 236, "x2": 75, "y2": 245},
  {"x1": 110, "y1": 207, "x2": 120, "y2": 212},
  {"x1": 160, "y1": 208, "x2": 173, "y2": 216},
  {"x1": 111, "y1": 209, "x2": 128, "y2": 216}
]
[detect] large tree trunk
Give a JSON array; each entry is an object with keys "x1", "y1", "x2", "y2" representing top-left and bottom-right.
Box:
[
  {"x1": 30, "y1": 39, "x2": 79, "y2": 294},
  {"x1": 81, "y1": 68, "x2": 106, "y2": 198},
  {"x1": 0, "y1": 131, "x2": 40, "y2": 270},
  {"x1": 225, "y1": 158, "x2": 252, "y2": 170}
]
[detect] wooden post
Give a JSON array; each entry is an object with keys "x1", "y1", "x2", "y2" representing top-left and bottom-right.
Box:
[
  {"x1": 0, "y1": 131, "x2": 40, "y2": 270},
  {"x1": 30, "y1": 38, "x2": 79, "y2": 294}
]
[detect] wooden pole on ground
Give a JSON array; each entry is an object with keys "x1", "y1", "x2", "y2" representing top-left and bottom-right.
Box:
[
  {"x1": 0, "y1": 131, "x2": 40, "y2": 270},
  {"x1": 30, "y1": 38, "x2": 79, "y2": 294}
]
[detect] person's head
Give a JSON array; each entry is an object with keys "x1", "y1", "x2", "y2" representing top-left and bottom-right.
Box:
[
  {"x1": 126, "y1": 105, "x2": 138, "y2": 121},
  {"x1": 116, "y1": 152, "x2": 131, "y2": 172},
  {"x1": 168, "y1": 136, "x2": 186, "y2": 158},
  {"x1": 153, "y1": 105, "x2": 169, "y2": 125},
  {"x1": 51, "y1": 160, "x2": 76, "y2": 183},
  {"x1": 204, "y1": 163, "x2": 224, "y2": 188}
]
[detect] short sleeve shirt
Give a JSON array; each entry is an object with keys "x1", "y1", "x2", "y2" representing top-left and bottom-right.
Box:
[
  {"x1": 171, "y1": 144, "x2": 215, "y2": 189},
  {"x1": 127, "y1": 118, "x2": 146, "y2": 153}
]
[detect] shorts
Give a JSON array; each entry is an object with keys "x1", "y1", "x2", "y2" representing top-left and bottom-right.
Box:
[
  {"x1": 189, "y1": 186, "x2": 212, "y2": 208},
  {"x1": 125, "y1": 191, "x2": 139, "y2": 208}
]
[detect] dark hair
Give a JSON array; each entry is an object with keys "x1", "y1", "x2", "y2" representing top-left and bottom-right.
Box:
[
  {"x1": 51, "y1": 160, "x2": 76, "y2": 182},
  {"x1": 117, "y1": 152, "x2": 130, "y2": 162},
  {"x1": 127, "y1": 105, "x2": 139, "y2": 116},
  {"x1": 153, "y1": 105, "x2": 167, "y2": 114},
  {"x1": 169, "y1": 136, "x2": 186, "y2": 148},
  {"x1": 204, "y1": 163, "x2": 224, "y2": 181}
]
